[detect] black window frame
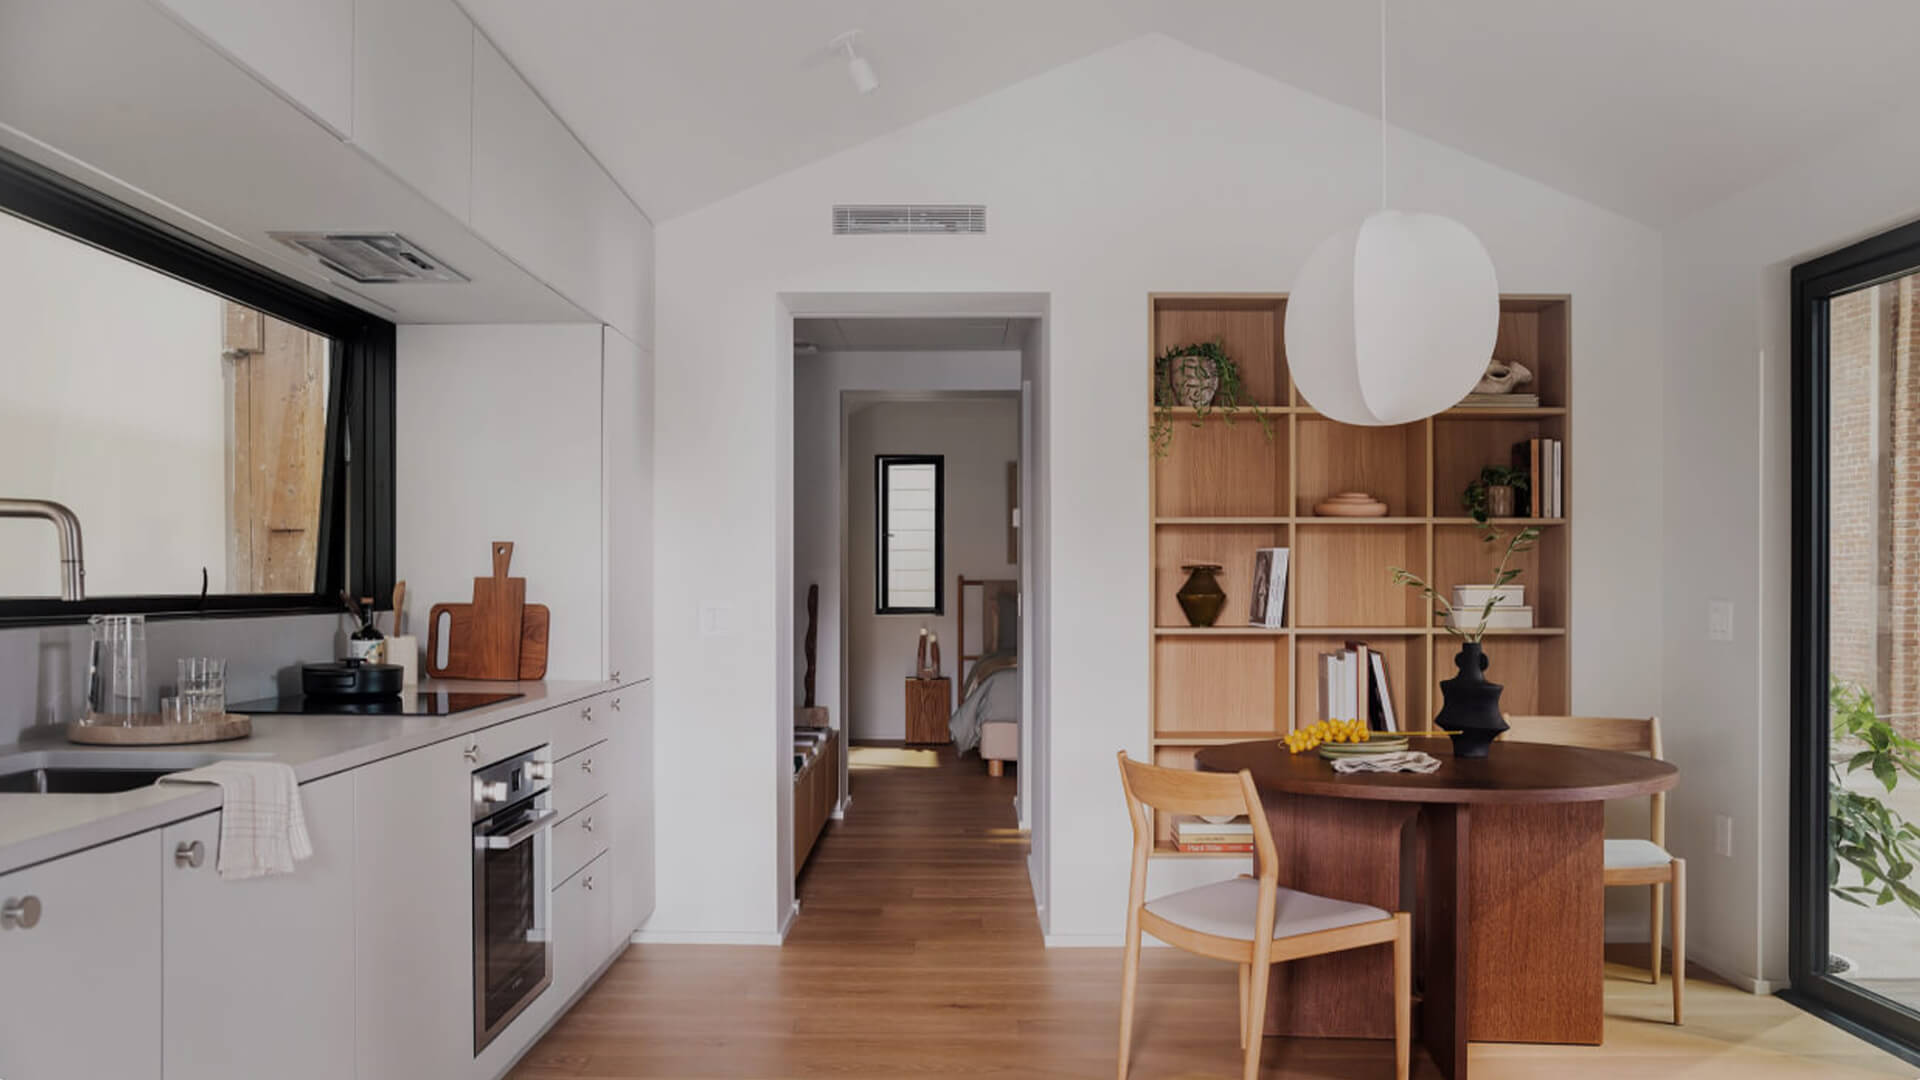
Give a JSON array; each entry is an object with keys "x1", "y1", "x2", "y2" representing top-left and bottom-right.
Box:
[
  {"x1": 0, "y1": 149, "x2": 395, "y2": 626},
  {"x1": 1786, "y1": 214, "x2": 1920, "y2": 1063},
  {"x1": 874, "y1": 454, "x2": 945, "y2": 616}
]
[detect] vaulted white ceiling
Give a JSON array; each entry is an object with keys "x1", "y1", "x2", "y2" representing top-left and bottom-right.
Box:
[{"x1": 460, "y1": 0, "x2": 1920, "y2": 226}]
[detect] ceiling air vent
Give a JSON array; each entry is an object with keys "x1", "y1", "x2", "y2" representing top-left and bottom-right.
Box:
[
  {"x1": 832, "y1": 204, "x2": 985, "y2": 236},
  {"x1": 268, "y1": 231, "x2": 468, "y2": 283}
]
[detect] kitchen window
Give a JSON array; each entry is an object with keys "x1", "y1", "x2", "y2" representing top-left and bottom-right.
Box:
[
  {"x1": 0, "y1": 149, "x2": 394, "y2": 624},
  {"x1": 876, "y1": 455, "x2": 944, "y2": 615}
]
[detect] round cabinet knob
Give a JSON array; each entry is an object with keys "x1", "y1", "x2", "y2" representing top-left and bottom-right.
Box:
[
  {"x1": 2, "y1": 895, "x2": 41, "y2": 930},
  {"x1": 174, "y1": 841, "x2": 205, "y2": 869},
  {"x1": 581, "y1": 758, "x2": 594, "y2": 775},
  {"x1": 582, "y1": 706, "x2": 595, "y2": 724},
  {"x1": 583, "y1": 816, "x2": 595, "y2": 833},
  {"x1": 583, "y1": 875, "x2": 595, "y2": 892},
  {"x1": 463, "y1": 742, "x2": 480, "y2": 763}
]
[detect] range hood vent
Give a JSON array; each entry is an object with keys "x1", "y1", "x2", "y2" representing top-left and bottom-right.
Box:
[
  {"x1": 268, "y1": 231, "x2": 468, "y2": 283},
  {"x1": 832, "y1": 204, "x2": 985, "y2": 235}
]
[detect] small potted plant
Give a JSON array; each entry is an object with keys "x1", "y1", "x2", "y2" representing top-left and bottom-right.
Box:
[
  {"x1": 1389, "y1": 524, "x2": 1540, "y2": 757},
  {"x1": 1150, "y1": 339, "x2": 1274, "y2": 460},
  {"x1": 1463, "y1": 465, "x2": 1528, "y2": 522}
]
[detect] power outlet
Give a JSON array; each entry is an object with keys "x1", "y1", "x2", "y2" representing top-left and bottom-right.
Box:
[
  {"x1": 1714, "y1": 814, "x2": 1734, "y2": 857},
  {"x1": 1708, "y1": 600, "x2": 1735, "y2": 642}
]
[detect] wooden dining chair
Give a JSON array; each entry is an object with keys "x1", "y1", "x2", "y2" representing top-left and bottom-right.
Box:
[
  {"x1": 1501, "y1": 715, "x2": 1684, "y2": 1024},
  {"x1": 1115, "y1": 752, "x2": 1410, "y2": 1080}
]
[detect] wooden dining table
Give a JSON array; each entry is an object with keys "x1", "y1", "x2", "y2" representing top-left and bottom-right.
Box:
[{"x1": 1194, "y1": 736, "x2": 1677, "y2": 1080}]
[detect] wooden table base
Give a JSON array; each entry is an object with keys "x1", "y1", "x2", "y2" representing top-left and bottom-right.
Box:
[{"x1": 1258, "y1": 795, "x2": 1605, "y2": 1080}]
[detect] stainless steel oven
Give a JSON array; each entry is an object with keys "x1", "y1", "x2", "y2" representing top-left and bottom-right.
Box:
[{"x1": 471, "y1": 744, "x2": 556, "y2": 1054}]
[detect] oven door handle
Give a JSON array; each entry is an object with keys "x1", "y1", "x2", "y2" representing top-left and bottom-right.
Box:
[{"x1": 478, "y1": 808, "x2": 559, "y2": 850}]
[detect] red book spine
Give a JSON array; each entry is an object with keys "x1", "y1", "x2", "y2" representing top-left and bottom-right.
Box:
[{"x1": 1175, "y1": 842, "x2": 1255, "y2": 853}]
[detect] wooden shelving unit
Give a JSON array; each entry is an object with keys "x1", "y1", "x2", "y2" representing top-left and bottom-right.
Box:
[{"x1": 1147, "y1": 294, "x2": 1573, "y2": 855}]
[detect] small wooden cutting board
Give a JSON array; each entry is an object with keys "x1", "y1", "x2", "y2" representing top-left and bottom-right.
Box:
[{"x1": 426, "y1": 542, "x2": 527, "y2": 680}]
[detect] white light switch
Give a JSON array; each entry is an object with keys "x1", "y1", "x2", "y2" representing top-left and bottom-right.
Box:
[
  {"x1": 1714, "y1": 814, "x2": 1734, "y2": 857},
  {"x1": 1708, "y1": 600, "x2": 1734, "y2": 642}
]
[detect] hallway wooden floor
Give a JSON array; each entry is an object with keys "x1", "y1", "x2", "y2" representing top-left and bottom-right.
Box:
[{"x1": 512, "y1": 745, "x2": 1911, "y2": 1079}]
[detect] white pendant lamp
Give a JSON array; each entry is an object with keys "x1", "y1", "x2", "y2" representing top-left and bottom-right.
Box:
[{"x1": 1285, "y1": 1, "x2": 1498, "y2": 427}]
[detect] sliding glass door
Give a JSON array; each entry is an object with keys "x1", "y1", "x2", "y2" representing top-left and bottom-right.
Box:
[{"x1": 1791, "y1": 219, "x2": 1920, "y2": 1051}]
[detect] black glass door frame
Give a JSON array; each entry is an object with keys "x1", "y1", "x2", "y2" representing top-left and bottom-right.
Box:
[{"x1": 1787, "y1": 215, "x2": 1920, "y2": 1057}]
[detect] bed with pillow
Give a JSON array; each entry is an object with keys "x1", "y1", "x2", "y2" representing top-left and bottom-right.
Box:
[{"x1": 948, "y1": 577, "x2": 1019, "y2": 776}]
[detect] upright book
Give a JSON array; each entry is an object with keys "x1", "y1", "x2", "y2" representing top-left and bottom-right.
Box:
[{"x1": 1247, "y1": 547, "x2": 1289, "y2": 628}]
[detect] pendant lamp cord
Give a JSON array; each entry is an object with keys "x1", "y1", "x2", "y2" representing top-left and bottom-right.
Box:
[{"x1": 1379, "y1": 0, "x2": 1388, "y2": 210}]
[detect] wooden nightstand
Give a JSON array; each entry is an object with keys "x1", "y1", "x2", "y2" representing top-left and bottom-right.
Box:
[{"x1": 905, "y1": 677, "x2": 951, "y2": 745}]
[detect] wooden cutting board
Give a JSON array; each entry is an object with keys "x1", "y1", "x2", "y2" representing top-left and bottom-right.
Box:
[
  {"x1": 425, "y1": 541, "x2": 526, "y2": 680},
  {"x1": 425, "y1": 602, "x2": 549, "y2": 680},
  {"x1": 517, "y1": 604, "x2": 549, "y2": 680}
]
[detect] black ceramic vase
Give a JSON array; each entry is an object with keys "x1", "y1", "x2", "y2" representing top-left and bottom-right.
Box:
[{"x1": 1435, "y1": 642, "x2": 1507, "y2": 758}]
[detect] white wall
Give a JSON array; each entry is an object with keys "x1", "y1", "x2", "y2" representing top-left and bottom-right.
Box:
[
  {"x1": 653, "y1": 33, "x2": 1666, "y2": 941},
  {"x1": 1659, "y1": 107, "x2": 1920, "y2": 991},
  {"x1": 395, "y1": 324, "x2": 605, "y2": 681},
  {"x1": 793, "y1": 349, "x2": 1022, "y2": 740},
  {"x1": 844, "y1": 396, "x2": 1019, "y2": 740},
  {"x1": 0, "y1": 210, "x2": 225, "y2": 597}
]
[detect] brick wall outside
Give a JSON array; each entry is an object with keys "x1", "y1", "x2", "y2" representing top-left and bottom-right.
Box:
[
  {"x1": 1891, "y1": 278, "x2": 1920, "y2": 737},
  {"x1": 1829, "y1": 287, "x2": 1881, "y2": 715}
]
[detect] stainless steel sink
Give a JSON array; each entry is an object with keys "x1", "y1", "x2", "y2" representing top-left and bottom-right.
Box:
[{"x1": 0, "y1": 749, "x2": 272, "y2": 794}]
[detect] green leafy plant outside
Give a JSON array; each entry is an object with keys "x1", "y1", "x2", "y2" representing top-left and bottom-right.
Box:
[
  {"x1": 1149, "y1": 339, "x2": 1274, "y2": 461},
  {"x1": 1387, "y1": 524, "x2": 1540, "y2": 642},
  {"x1": 1462, "y1": 465, "x2": 1530, "y2": 523},
  {"x1": 1829, "y1": 679, "x2": 1920, "y2": 914}
]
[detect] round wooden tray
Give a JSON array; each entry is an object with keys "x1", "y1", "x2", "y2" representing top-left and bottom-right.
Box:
[{"x1": 66, "y1": 714, "x2": 252, "y2": 745}]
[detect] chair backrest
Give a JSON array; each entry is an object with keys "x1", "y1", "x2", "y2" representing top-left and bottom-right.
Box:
[
  {"x1": 1503, "y1": 715, "x2": 1664, "y2": 846},
  {"x1": 1115, "y1": 753, "x2": 1279, "y2": 897}
]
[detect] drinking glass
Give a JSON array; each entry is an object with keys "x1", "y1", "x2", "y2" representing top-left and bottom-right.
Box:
[
  {"x1": 85, "y1": 614, "x2": 147, "y2": 724},
  {"x1": 177, "y1": 658, "x2": 227, "y2": 722}
]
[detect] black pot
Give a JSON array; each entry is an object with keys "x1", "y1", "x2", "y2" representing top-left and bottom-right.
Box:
[
  {"x1": 302, "y1": 658, "x2": 403, "y2": 700},
  {"x1": 1435, "y1": 642, "x2": 1507, "y2": 759}
]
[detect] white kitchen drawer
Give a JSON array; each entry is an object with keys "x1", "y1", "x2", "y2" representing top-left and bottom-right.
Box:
[
  {"x1": 552, "y1": 795, "x2": 610, "y2": 887},
  {"x1": 554, "y1": 851, "x2": 612, "y2": 1001},
  {"x1": 552, "y1": 692, "x2": 611, "y2": 760},
  {"x1": 553, "y1": 740, "x2": 609, "y2": 821}
]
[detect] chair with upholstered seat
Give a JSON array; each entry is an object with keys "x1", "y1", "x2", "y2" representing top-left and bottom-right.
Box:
[
  {"x1": 1115, "y1": 752, "x2": 1410, "y2": 1080},
  {"x1": 1502, "y1": 715, "x2": 1684, "y2": 1024}
]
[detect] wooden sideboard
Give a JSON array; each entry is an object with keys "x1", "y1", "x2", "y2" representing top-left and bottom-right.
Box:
[{"x1": 793, "y1": 728, "x2": 840, "y2": 877}]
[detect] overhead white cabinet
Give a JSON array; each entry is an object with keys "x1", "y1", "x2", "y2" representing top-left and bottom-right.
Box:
[
  {"x1": 154, "y1": 0, "x2": 354, "y2": 137},
  {"x1": 605, "y1": 329, "x2": 654, "y2": 684},
  {"x1": 0, "y1": 832, "x2": 162, "y2": 1080},
  {"x1": 162, "y1": 774, "x2": 356, "y2": 1080},
  {"x1": 610, "y1": 682, "x2": 656, "y2": 939},
  {"x1": 352, "y1": 0, "x2": 475, "y2": 219}
]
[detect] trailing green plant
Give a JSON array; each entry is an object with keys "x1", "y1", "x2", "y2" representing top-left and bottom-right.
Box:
[
  {"x1": 1149, "y1": 339, "x2": 1274, "y2": 460},
  {"x1": 1388, "y1": 523, "x2": 1539, "y2": 642},
  {"x1": 1461, "y1": 465, "x2": 1530, "y2": 523},
  {"x1": 1828, "y1": 679, "x2": 1920, "y2": 914}
]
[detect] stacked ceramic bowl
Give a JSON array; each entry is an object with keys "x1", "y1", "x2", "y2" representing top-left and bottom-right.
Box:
[{"x1": 1317, "y1": 733, "x2": 1410, "y2": 761}]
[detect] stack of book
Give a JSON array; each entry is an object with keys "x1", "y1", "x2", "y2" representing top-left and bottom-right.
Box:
[
  {"x1": 1247, "y1": 546, "x2": 1289, "y2": 628},
  {"x1": 1446, "y1": 584, "x2": 1534, "y2": 630},
  {"x1": 1173, "y1": 817, "x2": 1254, "y2": 853},
  {"x1": 1514, "y1": 437, "x2": 1565, "y2": 517},
  {"x1": 1316, "y1": 641, "x2": 1398, "y2": 732},
  {"x1": 1456, "y1": 391, "x2": 1540, "y2": 408}
]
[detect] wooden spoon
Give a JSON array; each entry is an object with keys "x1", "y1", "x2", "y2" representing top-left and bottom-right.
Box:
[{"x1": 391, "y1": 580, "x2": 406, "y2": 637}]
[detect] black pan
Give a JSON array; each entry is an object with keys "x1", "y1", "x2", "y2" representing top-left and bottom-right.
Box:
[{"x1": 302, "y1": 658, "x2": 404, "y2": 699}]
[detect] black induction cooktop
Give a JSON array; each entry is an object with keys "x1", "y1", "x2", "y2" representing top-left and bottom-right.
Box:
[{"x1": 228, "y1": 690, "x2": 523, "y2": 716}]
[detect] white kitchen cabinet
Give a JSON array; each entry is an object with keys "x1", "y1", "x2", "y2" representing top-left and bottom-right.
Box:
[
  {"x1": 610, "y1": 681, "x2": 656, "y2": 939},
  {"x1": 554, "y1": 852, "x2": 612, "y2": 999},
  {"x1": 605, "y1": 329, "x2": 654, "y2": 684},
  {"x1": 154, "y1": 0, "x2": 354, "y2": 137},
  {"x1": 162, "y1": 773, "x2": 355, "y2": 1080},
  {"x1": 354, "y1": 736, "x2": 473, "y2": 1079},
  {"x1": 352, "y1": 0, "x2": 474, "y2": 219},
  {"x1": 0, "y1": 832, "x2": 162, "y2": 1080}
]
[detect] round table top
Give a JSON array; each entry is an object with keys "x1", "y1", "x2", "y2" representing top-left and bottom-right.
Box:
[{"x1": 1193, "y1": 735, "x2": 1678, "y2": 805}]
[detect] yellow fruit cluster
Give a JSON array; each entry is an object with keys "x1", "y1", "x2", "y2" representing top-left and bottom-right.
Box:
[{"x1": 1284, "y1": 719, "x2": 1371, "y2": 754}]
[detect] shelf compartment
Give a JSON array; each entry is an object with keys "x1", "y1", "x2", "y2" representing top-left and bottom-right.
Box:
[
  {"x1": 1430, "y1": 634, "x2": 1568, "y2": 717},
  {"x1": 1431, "y1": 523, "x2": 1568, "y2": 629},
  {"x1": 1154, "y1": 523, "x2": 1289, "y2": 628},
  {"x1": 1292, "y1": 522, "x2": 1427, "y2": 629},
  {"x1": 1153, "y1": 417, "x2": 1289, "y2": 518},
  {"x1": 1152, "y1": 296, "x2": 1289, "y2": 408},
  {"x1": 1295, "y1": 634, "x2": 1426, "y2": 733},
  {"x1": 1489, "y1": 298, "x2": 1570, "y2": 409},
  {"x1": 1153, "y1": 637, "x2": 1287, "y2": 736},
  {"x1": 1432, "y1": 416, "x2": 1568, "y2": 519},
  {"x1": 1296, "y1": 417, "x2": 1428, "y2": 517}
]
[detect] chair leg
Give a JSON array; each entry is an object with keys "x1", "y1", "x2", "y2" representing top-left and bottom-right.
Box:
[
  {"x1": 1238, "y1": 963, "x2": 1251, "y2": 1050},
  {"x1": 1670, "y1": 859, "x2": 1686, "y2": 1025},
  {"x1": 1117, "y1": 914, "x2": 1143, "y2": 1080},
  {"x1": 1649, "y1": 882, "x2": 1665, "y2": 985},
  {"x1": 1243, "y1": 939, "x2": 1273, "y2": 1080},
  {"x1": 1393, "y1": 913, "x2": 1411, "y2": 1080}
]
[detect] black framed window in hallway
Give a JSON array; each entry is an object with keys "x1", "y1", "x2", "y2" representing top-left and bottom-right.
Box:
[
  {"x1": 1789, "y1": 215, "x2": 1920, "y2": 1058},
  {"x1": 875, "y1": 454, "x2": 944, "y2": 614}
]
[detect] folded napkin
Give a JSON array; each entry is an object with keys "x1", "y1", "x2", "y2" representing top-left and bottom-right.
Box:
[
  {"x1": 158, "y1": 761, "x2": 313, "y2": 879},
  {"x1": 1330, "y1": 751, "x2": 1443, "y2": 775}
]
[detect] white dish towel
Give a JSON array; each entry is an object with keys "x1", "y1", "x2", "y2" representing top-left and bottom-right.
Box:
[
  {"x1": 158, "y1": 761, "x2": 314, "y2": 879},
  {"x1": 1330, "y1": 751, "x2": 1444, "y2": 775}
]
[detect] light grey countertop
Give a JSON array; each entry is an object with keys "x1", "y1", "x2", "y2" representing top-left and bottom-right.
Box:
[{"x1": 0, "y1": 679, "x2": 612, "y2": 876}]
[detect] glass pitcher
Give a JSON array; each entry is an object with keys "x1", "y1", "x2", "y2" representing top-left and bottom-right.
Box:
[{"x1": 85, "y1": 614, "x2": 147, "y2": 724}]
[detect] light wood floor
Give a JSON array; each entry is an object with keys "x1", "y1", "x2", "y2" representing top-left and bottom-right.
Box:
[{"x1": 513, "y1": 745, "x2": 1913, "y2": 1079}]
